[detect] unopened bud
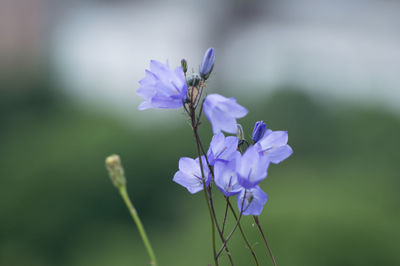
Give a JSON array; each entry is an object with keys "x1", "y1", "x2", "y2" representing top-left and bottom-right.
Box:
[
  {"x1": 252, "y1": 121, "x2": 266, "y2": 143},
  {"x1": 105, "y1": 154, "x2": 126, "y2": 188},
  {"x1": 181, "y1": 58, "x2": 188, "y2": 73},
  {"x1": 200, "y1": 48, "x2": 215, "y2": 80}
]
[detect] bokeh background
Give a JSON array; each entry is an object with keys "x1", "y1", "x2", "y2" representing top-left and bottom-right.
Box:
[{"x1": 1, "y1": 0, "x2": 399, "y2": 265}]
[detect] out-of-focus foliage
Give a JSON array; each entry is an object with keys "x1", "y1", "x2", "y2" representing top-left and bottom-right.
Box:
[{"x1": 0, "y1": 77, "x2": 399, "y2": 266}]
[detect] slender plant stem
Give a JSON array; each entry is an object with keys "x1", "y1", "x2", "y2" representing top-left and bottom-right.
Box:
[
  {"x1": 216, "y1": 210, "x2": 243, "y2": 257},
  {"x1": 221, "y1": 200, "x2": 229, "y2": 235},
  {"x1": 119, "y1": 186, "x2": 157, "y2": 266},
  {"x1": 207, "y1": 186, "x2": 234, "y2": 265},
  {"x1": 193, "y1": 121, "x2": 234, "y2": 265},
  {"x1": 227, "y1": 199, "x2": 259, "y2": 266},
  {"x1": 191, "y1": 112, "x2": 218, "y2": 266},
  {"x1": 216, "y1": 191, "x2": 247, "y2": 258},
  {"x1": 253, "y1": 216, "x2": 277, "y2": 266}
]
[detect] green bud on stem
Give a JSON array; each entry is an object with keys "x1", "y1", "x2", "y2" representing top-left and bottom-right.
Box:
[{"x1": 105, "y1": 154, "x2": 126, "y2": 188}]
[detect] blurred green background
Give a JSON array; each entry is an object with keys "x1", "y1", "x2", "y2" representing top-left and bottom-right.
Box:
[{"x1": 1, "y1": 0, "x2": 400, "y2": 265}]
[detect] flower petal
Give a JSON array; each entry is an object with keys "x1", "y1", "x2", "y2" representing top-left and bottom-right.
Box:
[
  {"x1": 237, "y1": 186, "x2": 268, "y2": 216},
  {"x1": 173, "y1": 171, "x2": 204, "y2": 194},
  {"x1": 259, "y1": 131, "x2": 288, "y2": 150},
  {"x1": 265, "y1": 144, "x2": 293, "y2": 164}
]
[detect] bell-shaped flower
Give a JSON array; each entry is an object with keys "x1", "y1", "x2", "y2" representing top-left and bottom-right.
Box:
[
  {"x1": 203, "y1": 94, "x2": 248, "y2": 134},
  {"x1": 173, "y1": 156, "x2": 211, "y2": 194},
  {"x1": 214, "y1": 152, "x2": 242, "y2": 196},
  {"x1": 256, "y1": 130, "x2": 293, "y2": 164},
  {"x1": 237, "y1": 186, "x2": 268, "y2": 216},
  {"x1": 236, "y1": 145, "x2": 269, "y2": 189},
  {"x1": 207, "y1": 132, "x2": 238, "y2": 165},
  {"x1": 137, "y1": 60, "x2": 188, "y2": 110}
]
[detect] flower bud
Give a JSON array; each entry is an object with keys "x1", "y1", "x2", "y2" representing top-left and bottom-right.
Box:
[
  {"x1": 105, "y1": 154, "x2": 126, "y2": 188},
  {"x1": 252, "y1": 121, "x2": 266, "y2": 143},
  {"x1": 181, "y1": 58, "x2": 188, "y2": 73},
  {"x1": 200, "y1": 48, "x2": 215, "y2": 80}
]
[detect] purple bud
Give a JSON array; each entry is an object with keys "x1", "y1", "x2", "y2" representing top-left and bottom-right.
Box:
[
  {"x1": 200, "y1": 48, "x2": 215, "y2": 80},
  {"x1": 252, "y1": 121, "x2": 266, "y2": 143}
]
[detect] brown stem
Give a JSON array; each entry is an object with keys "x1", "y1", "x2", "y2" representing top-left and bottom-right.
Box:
[{"x1": 253, "y1": 216, "x2": 277, "y2": 266}]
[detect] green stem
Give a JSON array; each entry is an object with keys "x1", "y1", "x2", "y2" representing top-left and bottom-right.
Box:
[
  {"x1": 194, "y1": 129, "x2": 219, "y2": 266},
  {"x1": 253, "y1": 216, "x2": 276, "y2": 266},
  {"x1": 119, "y1": 186, "x2": 158, "y2": 266},
  {"x1": 227, "y1": 199, "x2": 259, "y2": 266}
]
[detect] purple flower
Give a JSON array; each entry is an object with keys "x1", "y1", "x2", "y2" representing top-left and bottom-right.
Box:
[
  {"x1": 236, "y1": 145, "x2": 269, "y2": 189},
  {"x1": 173, "y1": 156, "x2": 211, "y2": 194},
  {"x1": 137, "y1": 60, "x2": 188, "y2": 110},
  {"x1": 207, "y1": 132, "x2": 238, "y2": 165},
  {"x1": 252, "y1": 121, "x2": 267, "y2": 143},
  {"x1": 237, "y1": 186, "x2": 268, "y2": 216},
  {"x1": 256, "y1": 130, "x2": 293, "y2": 164},
  {"x1": 203, "y1": 94, "x2": 248, "y2": 134},
  {"x1": 200, "y1": 48, "x2": 215, "y2": 80},
  {"x1": 214, "y1": 152, "x2": 242, "y2": 196}
]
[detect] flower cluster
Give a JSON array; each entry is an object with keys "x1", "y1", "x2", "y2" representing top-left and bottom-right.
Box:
[{"x1": 137, "y1": 48, "x2": 292, "y2": 217}]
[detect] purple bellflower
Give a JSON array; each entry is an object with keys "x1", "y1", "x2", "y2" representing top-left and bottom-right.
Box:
[
  {"x1": 214, "y1": 152, "x2": 242, "y2": 196},
  {"x1": 237, "y1": 186, "x2": 268, "y2": 216},
  {"x1": 137, "y1": 60, "x2": 188, "y2": 110},
  {"x1": 207, "y1": 132, "x2": 239, "y2": 166},
  {"x1": 173, "y1": 156, "x2": 211, "y2": 194},
  {"x1": 236, "y1": 145, "x2": 269, "y2": 189},
  {"x1": 200, "y1": 48, "x2": 215, "y2": 80},
  {"x1": 203, "y1": 94, "x2": 248, "y2": 134},
  {"x1": 256, "y1": 130, "x2": 293, "y2": 164},
  {"x1": 252, "y1": 121, "x2": 267, "y2": 143}
]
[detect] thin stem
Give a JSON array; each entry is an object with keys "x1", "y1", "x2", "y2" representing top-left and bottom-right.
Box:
[
  {"x1": 190, "y1": 100, "x2": 235, "y2": 265},
  {"x1": 196, "y1": 137, "x2": 218, "y2": 266},
  {"x1": 207, "y1": 186, "x2": 234, "y2": 265},
  {"x1": 216, "y1": 210, "x2": 243, "y2": 258},
  {"x1": 119, "y1": 186, "x2": 157, "y2": 266},
  {"x1": 217, "y1": 191, "x2": 248, "y2": 258},
  {"x1": 221, "y1": 200, "x2": 229, "y2": 235},
  {"x1": 190, "y1": 112, "x2": 218, "y2": 266},
  {"x1": 253, "y1": 216, "x2": 277, "y2": 266},
  {"x1": 227, "y1": 199, "x2": 259, "y2": 266}
]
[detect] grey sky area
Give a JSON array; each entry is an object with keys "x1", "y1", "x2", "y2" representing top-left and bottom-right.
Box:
[{"x1": 3, "y1": 0, "x2": 400, "y2": 118}]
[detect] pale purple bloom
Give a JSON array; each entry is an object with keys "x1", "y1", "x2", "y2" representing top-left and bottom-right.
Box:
[
  {"x1": 137, "y1": 60, "x2": 188, "y2": 110},
  {"x1": 203, "y1": 94, "x2": 248, "y2": 134},
  {"x1": 252, "y1": 121, "x2": 266, "y2": 143},
  {"x1": 207, "y1": 132, "x2": 238, "y2": 165},
  {"x1": 200, "y1": 48, "x2": 215, "y2": 80},
  {"x1": 256, "y1": 130, "x2": 293, "y2": 164},
  {"x1": 236, "y1": 145, "x2": 269, "y2": 189},
  {"x1": 173, "y1": 156, "x2": 211, "y2": 194},
  {"x1": 237, "y1": 186, "x2": 268, "y2": 216},
  {"x1": 214, "y1": 152, "x2": 242, "y2": 196}
]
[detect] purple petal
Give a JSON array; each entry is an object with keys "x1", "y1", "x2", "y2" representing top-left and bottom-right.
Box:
[
  {"x1": 265, "y1": 144, "x2": 293, "y2": 164},
  {"x1": 178, "y1": 157, "x2": 198, "y2": 174},
  {"x1": 258, "y1": 131, "x2": 288, "y2": 150},
  {"x1": 237, "y1": 146, "x2": 269, "y2": 188},
  {"x1": 173, "y1": 171, "x2": 204, "y2": 194},
  {"x1": 210, "y1": 107, "x2": 237, "y2": 134},
  {"x1": 214, "y1": 153, "x2": 242, "y2": 196},
  {"x1": 221, "y1": 98, "x2": 248, "y2": 118},
  {"x1": 203, "y1": 94, "x2": 248, "y2": 134},
  {"x1": 138, "y1": 101, "x2": 153, "y2": 110},
  {"x1": 237, "y1": 186, "x2": 268, "y2": 216}
]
